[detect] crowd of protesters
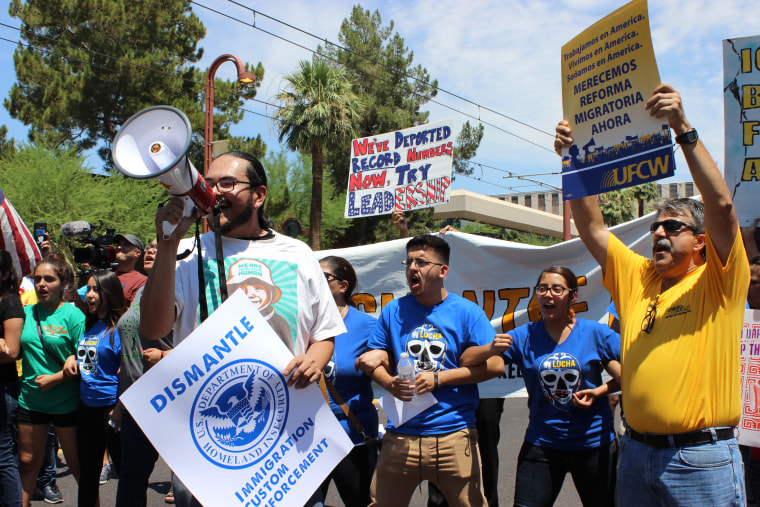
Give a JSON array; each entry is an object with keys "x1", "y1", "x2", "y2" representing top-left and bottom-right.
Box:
[{"x1": 0, "y1": 81, "x2": 754, "y2": 507}]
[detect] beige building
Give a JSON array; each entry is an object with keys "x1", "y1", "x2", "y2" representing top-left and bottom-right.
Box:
[
  {"x1": 493, "y1": 181, "x2": 696, "y2": 217},
  {"x1": 432, "y1": 182, "x2": 696, "y2": 239}
]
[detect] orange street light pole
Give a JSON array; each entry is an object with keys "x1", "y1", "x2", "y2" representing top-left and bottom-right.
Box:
[{"x1": 204, "y1": 54, "x2": 255, "y2": 176}]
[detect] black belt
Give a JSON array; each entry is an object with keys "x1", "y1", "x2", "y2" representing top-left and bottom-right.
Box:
[{"x1": 628, "y1": 426, "x2": 736, "y2": 448}]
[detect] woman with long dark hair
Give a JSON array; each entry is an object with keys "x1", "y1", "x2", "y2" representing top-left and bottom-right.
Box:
[
  {"x1": 76, "y1": 269, "x2": 126, "y2": 506},
  {"x1": 0, "y1": 251, "x2": 24, "y2": 506},
  {"x1": 462, "y1": 266, "x2": 621, "y2": 507},
  {"x1": 18, "y1": 257, "x2": 84, "y2": 507},
  {"x1": 318, "y1": 255, "x2": 378, "y2": 506}
]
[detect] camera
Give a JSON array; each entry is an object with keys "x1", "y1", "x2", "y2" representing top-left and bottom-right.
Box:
[{"x1": 72, "y1": 227, "x2": 116, "y2": 271}]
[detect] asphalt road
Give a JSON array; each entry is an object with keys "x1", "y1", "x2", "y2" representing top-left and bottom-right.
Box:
[{"x1": 41, "y1": 397, "x2": 583, "y2": 507}]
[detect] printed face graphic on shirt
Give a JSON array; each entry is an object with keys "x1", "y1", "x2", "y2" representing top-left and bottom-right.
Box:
[
  {"x1": 77, "y1": 335, "x2": 99, "y2": 375},
  {"x1": 226, "y1": 259, "x2": 282, "y2": 312},
  {"x1": 203, "y1": 256, "x2": 299, "y2": 352},
  {"x1": 406, "y1": 324, "x2": 446, "y2": 372},
  {"x1": 539, "y1": 351, "x2": 581, "y2": 410}
]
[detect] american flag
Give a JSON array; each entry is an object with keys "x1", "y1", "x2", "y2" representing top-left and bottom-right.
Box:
[{"x1": 0, "y1": 186, "x2": 41, "y2": 278}]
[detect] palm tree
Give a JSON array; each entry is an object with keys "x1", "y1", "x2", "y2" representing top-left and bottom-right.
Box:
[{"x1": 275, "y1": 60, "x2": 364, "y2": 250}]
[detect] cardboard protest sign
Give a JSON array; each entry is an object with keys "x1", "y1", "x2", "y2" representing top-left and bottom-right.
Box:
[
  {"x1": 724, "y1": 35, "x2": 760, "y2": 225},
  {"x1": 120, "y1": 290, "x2": 353, "y2": 506},
  {"x1": 740, "y1": 310, "x2": 760, "y2": 447},
  {"x1": 560, "y1": 0, "x2": 674, "y2": 200},
  {"x1": 345, "y1": 119, "x2": 454, "y2": 218}
]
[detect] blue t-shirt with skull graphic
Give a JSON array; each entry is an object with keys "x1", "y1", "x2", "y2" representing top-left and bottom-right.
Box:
[
  {"x1": 324, "y1": 306, "x2": 378, "y2": 444},
  {"x1": 367, "y1": 293, "x2": 495, "y2": 435},
  {"x1": 78, "y1": 319, "x2": 121, "y2": 407},
  {"x1": 503, "y1": 318, "x2": 620, "y2": 450}
]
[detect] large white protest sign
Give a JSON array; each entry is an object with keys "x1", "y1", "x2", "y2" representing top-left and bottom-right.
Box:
[
  {"x1": 345, "y1": 119, "x2": 454, "y2": 218},
  {"x1": 740, "y1": 309, "x2": 760, "y2": 447},
  {"x1": 120, "y1": 290, "x2": 353, "y2": 507},
  {"x1": 320, "y1": 208, "x2": 654, "y2": 398},
  {"x1": 724, "y1": 35, "x2": 760, "y2": 225}
]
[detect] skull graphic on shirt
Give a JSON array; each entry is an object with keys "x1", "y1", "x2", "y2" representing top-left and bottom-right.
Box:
[
  {"x1": 538, "y1": 351, "x2": 581, "y2": 410},
  {"x1": 406, "y1": 324, "x2": 446, "y2": 372},
  {"x1": 77, "y1": 336, "x2": 99, "y2": 376}
]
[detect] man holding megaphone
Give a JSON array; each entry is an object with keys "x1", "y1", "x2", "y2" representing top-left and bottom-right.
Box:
[{"x1": 137, "y1": 150, "x2": 345, "y2": 507}]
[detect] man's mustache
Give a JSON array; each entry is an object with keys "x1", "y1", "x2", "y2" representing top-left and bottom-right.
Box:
[{"x1": 653, "y1": 238, "x2": 672, "y2": 252}]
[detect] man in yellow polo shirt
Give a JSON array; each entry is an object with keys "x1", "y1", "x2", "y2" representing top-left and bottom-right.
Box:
[{"x1": 555, "y1": 83, "x2": 749, "y2": 506}]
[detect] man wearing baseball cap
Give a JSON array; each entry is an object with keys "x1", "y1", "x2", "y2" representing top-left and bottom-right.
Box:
[{"x1": 114, "y1": 233, "x2": 146, "y2": 306}]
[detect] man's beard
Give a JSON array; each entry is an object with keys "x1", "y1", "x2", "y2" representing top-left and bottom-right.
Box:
[{"x1": 220, "y1": 192, "x2": 254, "y2": 235}]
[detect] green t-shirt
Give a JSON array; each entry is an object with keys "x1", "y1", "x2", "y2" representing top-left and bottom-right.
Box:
[{"x1": 19, "y1": 303, "x2": 85, "y2": 414}]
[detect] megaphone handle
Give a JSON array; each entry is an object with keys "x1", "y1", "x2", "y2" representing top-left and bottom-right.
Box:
[
  {"x1": 161, "y1": 196, "x2": 196, "y2": 240},
  {"x1": 162, "y1": 220, "x2": 178, "y2": 241}
]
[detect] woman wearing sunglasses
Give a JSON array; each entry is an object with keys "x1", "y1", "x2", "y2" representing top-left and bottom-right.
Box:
[
  {"x1": 318, "y1": 256, "x2": 377, "y2": 507},
  {"x1": 462, "y1": 265, "x2": 620, "y2": 507}
]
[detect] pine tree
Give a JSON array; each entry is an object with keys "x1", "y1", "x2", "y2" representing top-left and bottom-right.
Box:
[{"x1": 5, "y1": 0, "x2": 264, "y2": 171}]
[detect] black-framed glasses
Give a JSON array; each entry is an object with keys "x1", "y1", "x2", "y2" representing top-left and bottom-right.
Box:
[
  {"x1": 145, "y1": 244, "x2": 158, "y2": 253},
  {"x1": 401, "y1": 258, "x2": 444, "y2": 269},
  {"x1": 641, "y1": 295, "x2": 659, "y2": 334},
  {"x1": 534, "y1": 284, "x2": 572, "y2": 296},
  {"x1": 323, "y1": 272, "x2": 343, "y2": 283},
  {"x1": 649, "y1": 219, "x2": 696, "y2": 234},
  {"x1": 207, "y1": 179, "x2": 251, "y2": 192}
]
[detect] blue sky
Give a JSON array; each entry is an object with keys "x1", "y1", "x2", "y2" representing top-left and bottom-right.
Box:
[{"x1": 0, "y1": 0, "x2": 757, "y2": 196}]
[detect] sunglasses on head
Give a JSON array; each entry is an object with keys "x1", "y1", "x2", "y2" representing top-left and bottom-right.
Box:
[{"x1": 649, "y1": 219, "x2": 696, "y2": 234}]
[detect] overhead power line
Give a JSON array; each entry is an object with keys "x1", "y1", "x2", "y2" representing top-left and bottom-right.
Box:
[
  {"x1": 191, "y1": 1, "x2": 556, "y2": 154},
  {"x1": 225, "y1": 0, "x2": 555, "y2": 139},
  {"x1": 0, "y1": 22, "x2": 558, "y2": 192}
]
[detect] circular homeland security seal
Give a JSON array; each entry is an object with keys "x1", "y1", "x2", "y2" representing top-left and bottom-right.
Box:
[{"x1": 190, "y1": 359, "x2": 289, "y2": 469}]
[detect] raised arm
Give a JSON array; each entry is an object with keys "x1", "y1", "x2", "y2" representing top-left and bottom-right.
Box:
[
  {"x1": 645, "y1": 84, "x2": 738, "y2": 264},
  {"x1": 140, "y1": 198, "x2": 195, "y2": 340},
  {"x1": 555, "y1": 121, "x2": 610, "y2": 269}
]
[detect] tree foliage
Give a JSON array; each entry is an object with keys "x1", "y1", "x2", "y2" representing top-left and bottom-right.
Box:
[
  {"x1": 6, "y1": 0, "x2": 265, "y2": 172},
  {"x1": 263, "y1": 149, "x2": 350, "y2": 250},
  {"x1": 598, "y1": 182, "x2": 660, "y2": 226},
  {"x1": 312, "y1": 5, "x2": 484, "y2": 246},
  {"x1": 320, "y1": 6, "x2": 437, "y2": 140},
  {"x1": 453, "y1": 121, "x2": 485, "y2": 177},
  {"x1": 0, "y1": 142, "x2": 167, "y2": 269},
  {"x1": 317, "y1": 5, "x2": 439, "y2": 189},
  {"x1": 275, "y1": 59, "x2": 364, "y2": 250},
  {"x1": 0, "y1": 126, "x2": 16, "y2": 160}
]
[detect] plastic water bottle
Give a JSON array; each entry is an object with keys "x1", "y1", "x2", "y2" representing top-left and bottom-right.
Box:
[{"x1": 397, "y1": 352, "x2": 416, "y2": 398}]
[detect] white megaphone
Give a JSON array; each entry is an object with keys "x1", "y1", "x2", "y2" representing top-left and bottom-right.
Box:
[{"x1": 111, "y1": 106, "x2": 215, "y2": 239}]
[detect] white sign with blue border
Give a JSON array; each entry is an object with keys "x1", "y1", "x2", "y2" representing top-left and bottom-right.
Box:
[{"x1": 120, "y1": 290, "x2": 353, "y2": 506}]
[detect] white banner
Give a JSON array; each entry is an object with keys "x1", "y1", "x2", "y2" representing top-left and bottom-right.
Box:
[
  {"x1": 345, "y1": 119, "x2": 454, "y2": 218},
  {"x1": 724, "y1": 35, "x2": 760, "y2": 226},
  {"x1": 321, "y1": 210, "x2": 654, "y2": 397},
  {"x1": 741, "y1": 309, "x2": 760, "y2": 447},
  {"x1": 120, "y1": 291, "x2": 353, "y2": 507}
]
